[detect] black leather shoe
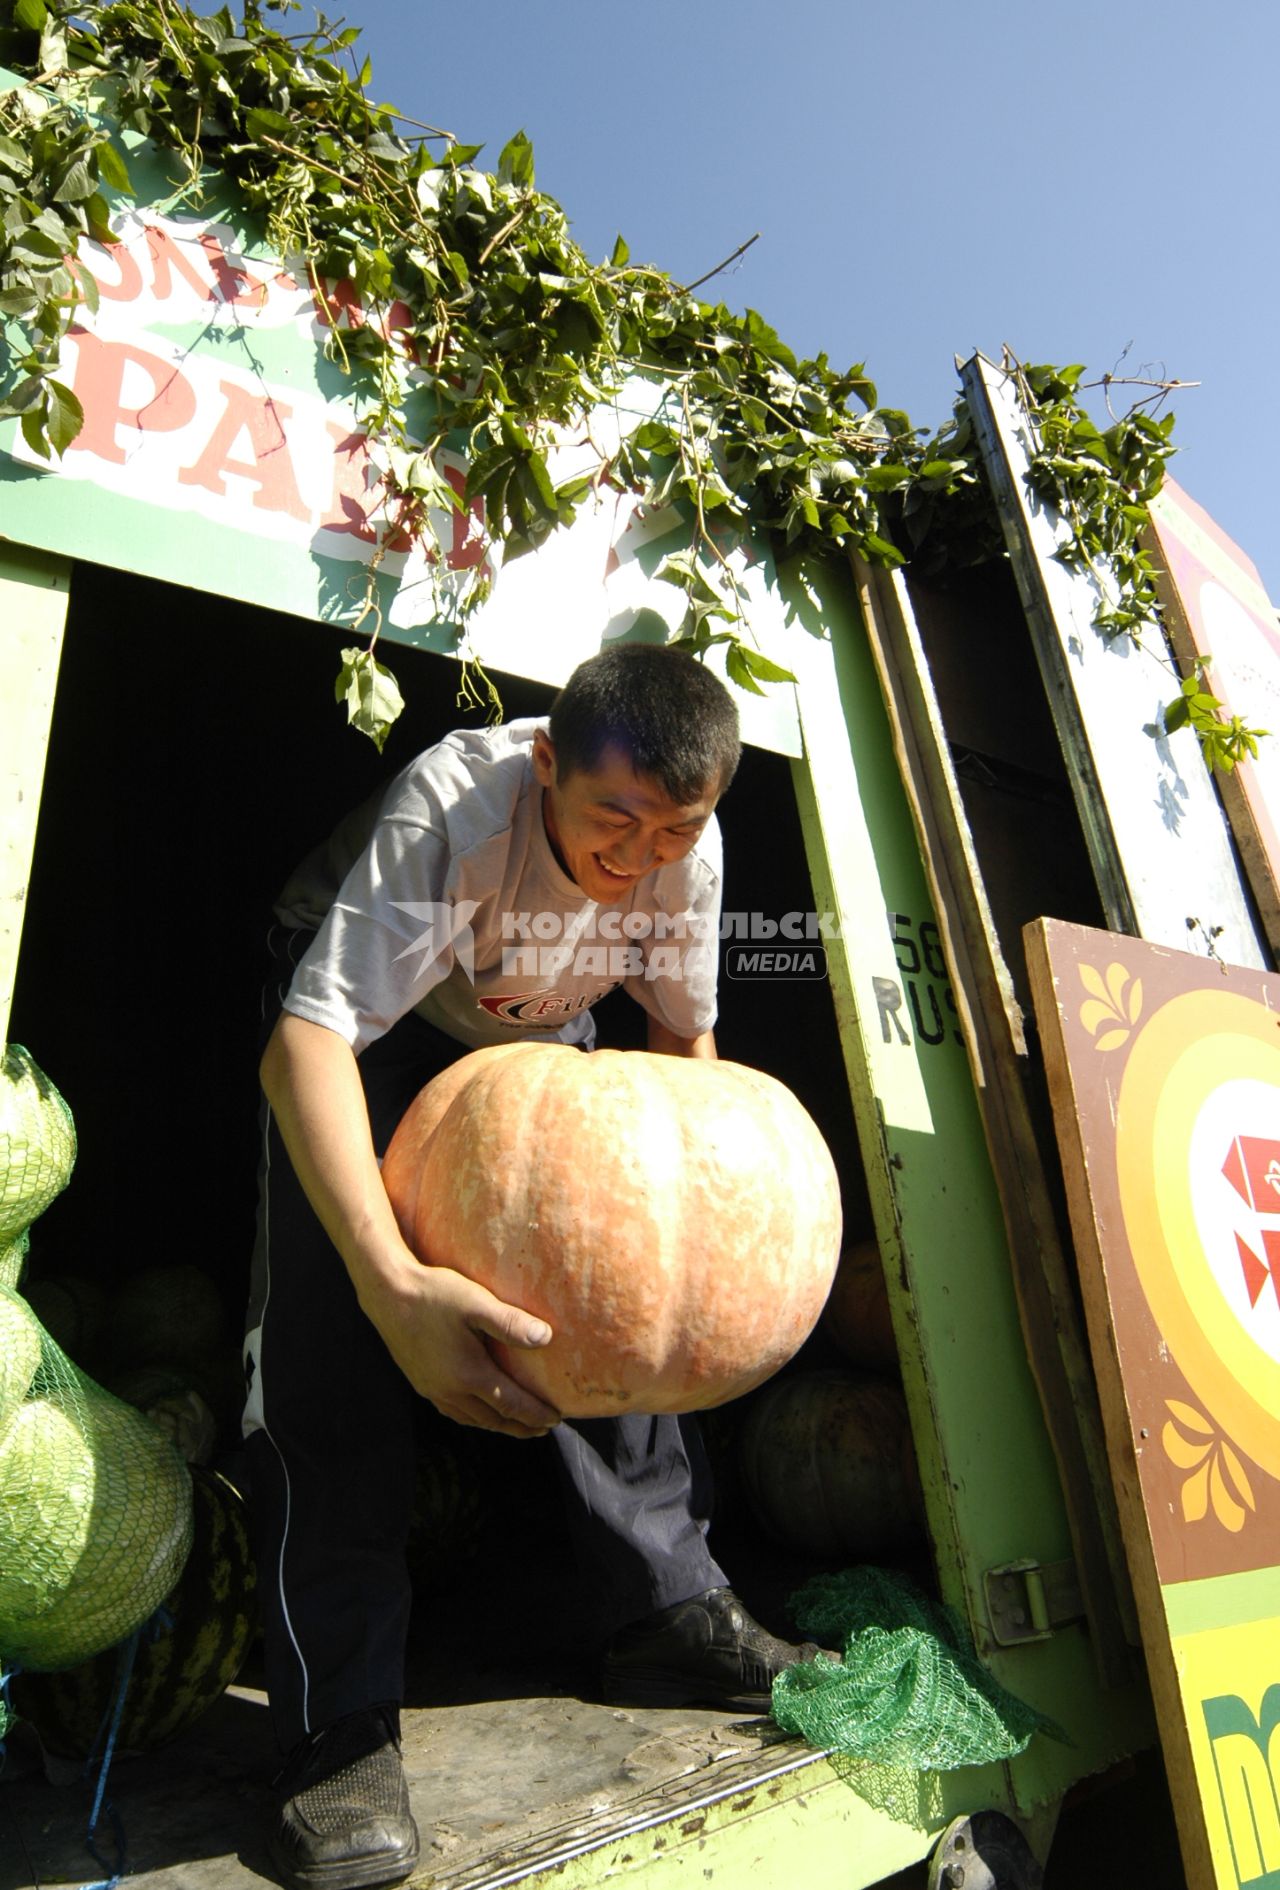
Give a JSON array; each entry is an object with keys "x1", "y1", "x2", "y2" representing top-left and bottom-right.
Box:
[
  {"x1": 600, "y1": 1587, "x2": 834, "y2": 1712},
  {"x1": 269, "y1": 1704, "x2": 420, "y2": 1890}
]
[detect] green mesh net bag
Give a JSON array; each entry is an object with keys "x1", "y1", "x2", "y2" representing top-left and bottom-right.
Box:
[
  {"x1": 0, "y1": 1228, "x2": 28, "y2": 1292},
  {"x1": 0, "y1": 1286, "x2": 194, "y2": 1672},
  {"x1": 0, "y1": 1048, "x2": 194, "y2": 1681},
  {"x1": 771, "y1": 1567, "x2": 1067, "y2": 1772},
  {"x1": 1, "y1": 1044, "x2": 76, "y2": 1243}
]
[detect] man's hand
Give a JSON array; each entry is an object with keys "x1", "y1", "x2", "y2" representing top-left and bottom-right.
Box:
[
  {"x1": 260, "y1": 1011, "x2": 560, "y2": 1439},
  {"x1": 359, "y1": 1261, "x2": 561, "y2": 1438}
]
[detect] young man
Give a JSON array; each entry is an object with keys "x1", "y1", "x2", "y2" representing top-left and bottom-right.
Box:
[{"x1": 244, "y1": 642, "x2": 827, "y2": 1890}]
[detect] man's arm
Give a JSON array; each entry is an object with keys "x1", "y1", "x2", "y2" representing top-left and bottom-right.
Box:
[
  {"x1": 260, "y1": 1010, "x2": 560, "y2": 1437},
  {"x1": 646, "y1": 1015, "x2": 717, "y2": 1060}
]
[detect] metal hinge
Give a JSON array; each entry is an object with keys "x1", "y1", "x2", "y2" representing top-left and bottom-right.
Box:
[{"x1": 984, "y1": 1558, "x2": 1084, "y2": 1646}]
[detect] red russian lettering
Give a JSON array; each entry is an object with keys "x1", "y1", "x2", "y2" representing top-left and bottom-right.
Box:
[
  {"x1": 63, "y1": 328, "x2": 197, "y2": 464},
  {"x1": 197, "y1": 231, "x2": 269, "y2": 308},
  {"x1": 177, "y1": 379, "x2": 309, "y2": 521},
  {"x1": 143, "y1": 224, "x2": 268, "y2": 310},
  {"x1": 313, "y1": 279, "x2": 415, "y2": 356},
  {"x1": 75, "y1": 237, "x2": 144, "y2": 304},
  {"x1": 319, "y1": 431, "x2": 482, "y2": 566},
  {"x1": 144, "y1": 224, "x2": 222, "y2": 305},
  {"x1": 319, "y1": 422, "x2": 413, "y2": 551}
]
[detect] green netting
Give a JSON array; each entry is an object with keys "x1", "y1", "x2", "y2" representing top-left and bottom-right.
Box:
[
  {"x1": 0, "y1": 1045, "x2": 76, "y2": 1243},
  {"x1": 0, "y1": 1283, "x2": 194, "y2": 1671},
  {"x1": 0, "y1": 1229, "x2": 28, "y2": 1291},
  {"x1": 772, "y1": 1567, "x2": 1068, "y2": 1772},
  {"x1": 0, "y1": 1048, "x2": 194, "y2": 1676}
]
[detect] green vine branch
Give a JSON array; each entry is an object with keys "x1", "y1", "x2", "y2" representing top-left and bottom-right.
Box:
[
  {"x1": 0, "y1": 0, "x2": 1256, "y2": 772},
  {"x1": 1007, "y1": 351, "x2": 1265, "y2": 774}
]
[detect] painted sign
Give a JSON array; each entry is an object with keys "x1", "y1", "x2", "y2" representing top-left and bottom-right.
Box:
[
  {"x1": 1147, "y1": 477, "x2": 1280, "y2": 955},
  {"x1": 0, "y1": 128, "x2": 801, "y2": 753},
  {"x1": 1027, "y1": 917, "x2": 1280, "y2": 1888}
]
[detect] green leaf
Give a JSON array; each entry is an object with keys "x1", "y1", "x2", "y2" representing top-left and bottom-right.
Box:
[
  {"x1": 19, "y1": 395, "x2": 50, "y2": 461},
  {"x1": 862, "y1": 532, "x2": 906, "y2": 567},
  {"x1": 53, "y1": 158, "x2": 95, "y2": 204},
  {"x1": 498, "y1": 130, "x2": 534, "y2": 189},
  {"x1": 553, "y1": 472, "x2": 595, "y2": 507},
  {"x1": 0, "y1": 135, "x2": 30, "y2": 176},
  {"x1": 611, "y1": 233, "x2": 629, "y2": 268},
  {"x1": 44, "y1": 379, "x2": 82, "y2": 455},
  {"x1": 245, "y1": 106, "x2": 293, "y2": 140},
  {"x1": 0, "y1": 284, "x2": 37, "y2": 316},
  {"x1": 83, "y1": 192, "x2": 114, "y2": 245},
  {"x1": 94, "y1": 139, "x2": 133, "y2": 195},
  {"x1": 729, "y1": 645, "x2": 797, "y2": 685},
  {"x1": 13, "y1": 0, "x2": 47, "y2": 32},
  {"x1": 365, "y1": 130, "x2": 407, "y2": 162},
  {"x1": 723, "y1": 644, "x2": 764, "y2": 695},
  {"x1": 71, "y1": 257, "x2": 100, "y2": 317},
  {"x1": 631, "y1": 419, "x2": 674, "y2": 453},
  {"x1": 519, "y1": 449, "x2": 556, "y2": 513},
  {"x1": 0, "y1": 373, "x2": 46, "y2": 417},
  {"x1": 655, "y1": 552, "x2": 722, "y2": 607},
  {"x1": 335, "y1": 646, "x2": 405, "y2": 752},
  {"x1": 862, "y1": 463, "x2": 911, "y2": 491}
]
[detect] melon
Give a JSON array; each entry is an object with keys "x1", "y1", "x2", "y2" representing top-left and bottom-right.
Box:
[
  {"x1": 109, "y1": 1367, "x2": 220, "y2": 1465},
  {"x1": 406, "y1": 1444, "x2": 485, "y2": 1592},
  {"x1": 108, "y1": 1264, "x2": 227, "y2": 1370},
  {"x1": 382, "y1": 1042, "x2": 842, "y2": 1418},
  {"x1": 740, "y1": 1368, "x2": 923, "y2": 1558},
  {"x1": 23, "y1": 1274, "x2": 109, "y2": 1369},
  {"x1": 11, "y1": 1467, "x2": 256, "y2": 1755},
  {"x1": 822, "y1": 1239, "x2": 900, "y2": 1374}
]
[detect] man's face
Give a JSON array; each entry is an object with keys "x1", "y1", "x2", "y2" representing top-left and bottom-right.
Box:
[{"x1": 532, "y1": 731, "x2": 720, "y2": 905}]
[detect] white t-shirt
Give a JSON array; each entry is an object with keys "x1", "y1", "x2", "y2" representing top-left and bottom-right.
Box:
[{"x1": 276, "y1": 719, "x2": 722, "y2": 1055}]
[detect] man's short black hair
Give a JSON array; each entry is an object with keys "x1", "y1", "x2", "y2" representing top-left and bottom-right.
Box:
[{"x1": 548, "y1": 642, "x2": 741, "y2": 804}]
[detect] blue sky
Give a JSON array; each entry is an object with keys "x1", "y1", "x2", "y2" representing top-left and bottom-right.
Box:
[{"x1": 336, "y1": 0, "x2": 1279, "y2": 597}]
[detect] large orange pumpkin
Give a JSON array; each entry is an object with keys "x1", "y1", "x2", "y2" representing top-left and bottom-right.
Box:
[{"x1": 381, "y1": 1043, "x2": 842, "y2": 1417}]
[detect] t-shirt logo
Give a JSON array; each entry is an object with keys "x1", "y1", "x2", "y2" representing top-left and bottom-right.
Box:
[{"x1": 476, "y1": 989, "x2": 607, "y2": 1028}]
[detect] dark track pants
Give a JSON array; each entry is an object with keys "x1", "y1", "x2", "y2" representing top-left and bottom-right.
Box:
[{"x1": 243, "y1": 936, "x2": 725, "y2": 1753}]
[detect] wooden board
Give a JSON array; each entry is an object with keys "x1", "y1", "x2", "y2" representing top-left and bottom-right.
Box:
[
  {"x1": 0, "y1": 545, "x2": 70, "y2": 1045},
  {"x1": 785, "y1": 562, "x2": 1154, "y2": 1820},
  {"x1": 963, "y1": 353, "x2": 1268, "y2": 973},
  {"x1": 1027, "y1": 916, "x2": 1280, "y2": 1888},
  {"x1": 853, "y1": 552, "x2": 1135, "y2": 1685},
  {"x1": 1147, "y1": 476, "x2": 1280, "y2": 957}
]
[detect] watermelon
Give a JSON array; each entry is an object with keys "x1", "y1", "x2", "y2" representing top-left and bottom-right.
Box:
[
  {"x1": 405, "y1": 1444, "x2": 484, "y2": 1592},
  {"x1": 0, "y1": 1287, "x2": 42, "y2": 1430},
  {"x1": 23, "y1": 1274, "x2": 109, "y2": 1369},
  {"x1": 11, "y1": 1468, "x2": 258, "y2": 1756},
  {"x1": 108, "y1": 1265, "x2": 227, "y2": 1370},
  {"x1": 108, "y1": 1367, "x2": 219, "y2": 1465}
]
